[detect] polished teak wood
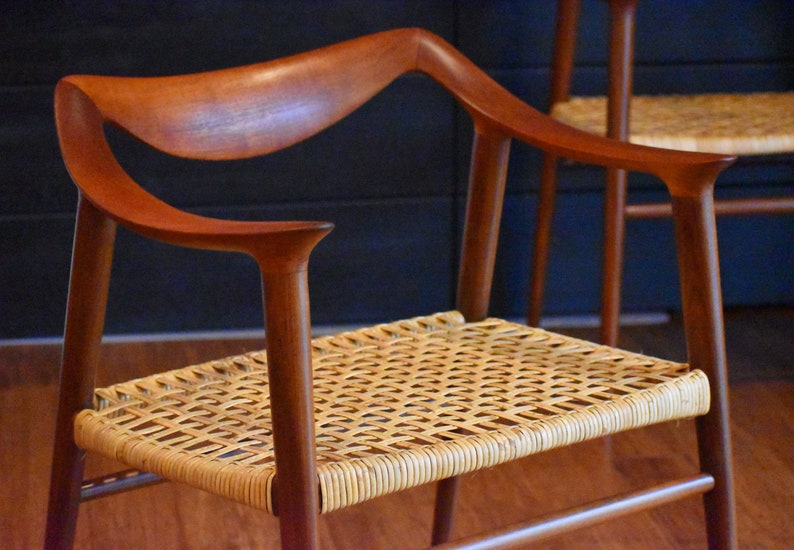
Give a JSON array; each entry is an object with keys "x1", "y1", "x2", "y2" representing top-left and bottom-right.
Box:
[{"x1": 46, "y1": 28, "x2": 737, "y2": 548}]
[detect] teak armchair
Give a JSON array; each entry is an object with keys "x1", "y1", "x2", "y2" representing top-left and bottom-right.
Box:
[
  {"x1": 46, "y1": 28, "x2": 736, "y2": 549},
  {"x1": 528, "y1": 0, "x2": 794, "y2": 345}
]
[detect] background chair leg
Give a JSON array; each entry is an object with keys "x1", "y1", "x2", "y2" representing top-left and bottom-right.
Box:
[
  {"x1": 600, "y1": 0, "x2": 636, "y2": 347},
  {"x1": 431, "y1": 476, "x2": 461, "y2": 544},
  {"x1": 526, "y1": 0, "x2": 580, "y2": 327},
  {"x1": 600, "y1": 167, "x2": 627, "y2": 347},
  {"x1": 527, "y1": 153, "x2": 560, "y2": 327}
]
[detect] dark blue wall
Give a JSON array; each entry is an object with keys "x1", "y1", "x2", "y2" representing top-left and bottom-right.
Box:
[{"x1": 1, "y1": 1, "x2": 792, "y2": 338}]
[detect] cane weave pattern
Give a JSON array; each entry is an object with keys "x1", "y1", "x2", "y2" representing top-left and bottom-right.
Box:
[
  {"x1": 75, "y1": 311, "x2": 710, "y2": 513},
  {"x1": 552, "y1": 91, "x2": 794, "y2": 155}
]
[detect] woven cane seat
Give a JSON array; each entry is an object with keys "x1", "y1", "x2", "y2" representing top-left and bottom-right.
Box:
[
  {"x1": 552, "y1": 91, "x2": 794, "y2": 155},
  {"x1": 75, "y1": 311, "x2": 709, "y2": 514}
]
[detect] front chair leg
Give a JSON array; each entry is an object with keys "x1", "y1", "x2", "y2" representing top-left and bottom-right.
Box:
[
  {"x1": 670, "y1": 194, "x2": 737, "y2": 549},
  {"x1": 45, "y1": 196, "x2": 117, "y2": 549},
  {"x1": 45, "y1": 421, "x2": 88, "y2": 550},
  {"x1": 261, "y1": 268, "x2": 321, "y2": 550}
]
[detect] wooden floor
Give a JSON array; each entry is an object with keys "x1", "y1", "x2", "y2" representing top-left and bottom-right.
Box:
[{"x1": 1, "y1": 307, "x2": 791, "y2": 549}]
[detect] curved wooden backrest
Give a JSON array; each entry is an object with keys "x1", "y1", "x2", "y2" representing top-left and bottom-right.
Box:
[
  {"x1": 56, "y1": 27, "x2": 732, "y2": 189},
  {"x1": 59, "y1": 31, "x2": 421, "y2": 161}
]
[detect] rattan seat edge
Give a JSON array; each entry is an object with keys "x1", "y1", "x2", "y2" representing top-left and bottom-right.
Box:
[
  {"x1": 551, "y1": 91, "x2": 794, "y2": 155},
  {"x1": 74, "y1": 311, "x2": 710, "y2": 514}
]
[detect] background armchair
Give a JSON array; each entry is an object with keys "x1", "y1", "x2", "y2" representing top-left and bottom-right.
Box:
[{"x1": 528, "y1": 0, "x2": 794, "y2": 345}]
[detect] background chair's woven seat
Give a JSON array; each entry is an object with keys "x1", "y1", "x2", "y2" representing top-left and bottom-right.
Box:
[
  {"x1": 75, "y1": 311, "x2": 709, "y2": 514},
  {"x1": 552, "y1": 91, "x2": 794, "y2": 155}
]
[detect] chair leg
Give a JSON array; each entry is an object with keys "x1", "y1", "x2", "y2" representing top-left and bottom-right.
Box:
[
  {"x1": 669, "y1": 192, "x2": 737, "y2": 549},
  {"x1": 526, "y1": 0, "x2": 580, "y2": 327},
  {"x1": 527, "y1": 153, "x2": 560, "y2": 326},
  {"x1": 45, "y1": 412, "x2": 88, "y2": 549},
  {"x1": 431, "y1": 476, "x2": 461, "y2": 544},
  {"x1": 527, "y1": 153, "x2": 560, "y2": 327},
  {"x1": 600, "y1": 167, "x2": 627, "y2": 347},
  {"x1": 45, "y1": 196, "x2": 117, "y2": 549},
  {"x1": 600, "y1": 0, "x2": 636, "y2": 347},
  {"x1": 261, "y1": 269, "x2": 321, "y2": 550},
  {"x1": 697, "y1": 412, "x2": 738, "y2": 549}
]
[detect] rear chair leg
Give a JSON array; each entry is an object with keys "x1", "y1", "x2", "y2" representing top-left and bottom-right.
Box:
[{"x1": 431, "y1": 476, "x2": 461, "y2": 544}]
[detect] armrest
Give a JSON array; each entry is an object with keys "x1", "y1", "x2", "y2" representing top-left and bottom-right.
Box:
[
  {"x1": 413, "y1": 29, "x2": 736, "y2": 197},
  {"x1": 72, "y1": 165, "x2": 332, "y2": 271},
  {"x1": 55, "y1": 79, "x2": 332, "y2": 271}
]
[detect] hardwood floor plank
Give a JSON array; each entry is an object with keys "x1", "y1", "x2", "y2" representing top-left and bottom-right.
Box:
[{"x1": 730, "y1": 381, "x2": 794, "y2": 548}]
